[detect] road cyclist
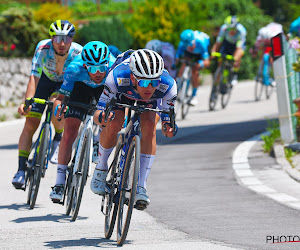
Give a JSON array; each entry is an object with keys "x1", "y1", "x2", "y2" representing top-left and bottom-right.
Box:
[
  {"x1": 250, "y1": 22, "x2": 282, "y2": 101},
  {"x1": 175, "y1": 29, "x2": 210, "y2": 107},
  {"x1": 49, "y1": 41, "x2": 116, "y2": 205},
  {"x1": 288, "y1": 16, "x2": 300, "y2": 38},
  {"x1": 91, "y1": 49, "x2": 177, "y2": 245},
  {"x1": 210, "y1": 15, "x2": 246, "y2": 91},
  {"x1": 12, "y1": 20, "x2": 82, "y2": 190},
  {"x1": 90, "y1": 49, "x2": 178, "y2": 212}
]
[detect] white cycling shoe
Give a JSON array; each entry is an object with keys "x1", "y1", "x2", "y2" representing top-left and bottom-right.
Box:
[
  {"x1": 49, "y1": 140, "x2": 60, "y2": 164},
  {"x1": 188, "y1": 96, "x2": 198, "y2": 106},
  {"x1": 49, "y1": 184, "x2": 64, "y2": 203},
  {"x1": 135, "y1": 186, "x2": 150, "y2": 210},
  {"x1": 12, "y1": 171, "x2": 25, "y2": 189},
  {"x1": 90, "y1": 169, "x2": 107, "y2": 195}
]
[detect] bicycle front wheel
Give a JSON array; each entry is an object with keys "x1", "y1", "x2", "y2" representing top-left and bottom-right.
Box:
[
  {"x1": 29, "y1": 123, "x2": 50, "y2": 209},
  {"x1": 70, "y1": 131, "x2": 91, "y2": 221},
  {"x1": 180, "y1": 80, "x2": 190, "y2": 120},
  {"x1": 209, "y1": 84, "x2": 219, "y2": 111},
  {"x1": 221, "y1": 81, "x2": 232, "y2": 109},
  {"x1": 254, "y1": 78, "x2": 264, "y2": 101},
  {"x1": 104, "y1": 134, "x2": 124, "y2": 239},
  {"x1": 117, "y1": 135, "x2": 140, "y2": 246}
]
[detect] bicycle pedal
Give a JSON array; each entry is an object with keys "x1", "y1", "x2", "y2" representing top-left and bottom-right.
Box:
[{"x1": 134, "y1": 200, "x2": 147, "y2": 210}]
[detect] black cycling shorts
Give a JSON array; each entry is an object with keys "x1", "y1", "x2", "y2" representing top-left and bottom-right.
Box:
[{"x1": 65, "y1": 82, "x2": 104, "y2": 121}]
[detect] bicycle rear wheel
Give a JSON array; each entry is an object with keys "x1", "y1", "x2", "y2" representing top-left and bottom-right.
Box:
[
  {"x1": 265, "y1": 84, "x2": 273, "y2": 99},
  {"x1": 29, "y1": 124, "x2": 50, "y2": 209},
  {"x1": 117, "y1": 135, "x2": 140, "y2": 246},
  {"x1": 254, "y1": 78, "x2": 264, "y2": 101},
  {"x1": 65, "y1": 164, "x2": 74, "y2": 216},
  {"x1": 70, "y1": 131, "x2": 91, "y2": 221},
  {"x1": 104, "y1": 134, "x2": 124, "y2": 239}
]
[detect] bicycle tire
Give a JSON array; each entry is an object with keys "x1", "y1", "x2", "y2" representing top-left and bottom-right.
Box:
[
  {"x1": 26, "y1": 165, "x2": 34, "y2": 205},
  {"x1": 29, "y1": 124, "x2": 50, "y2": 209},
  {"x1": 181, "y1": 79, "x2": 190, "y2": 120},
  {"x1": 117, "y1": 135, "x2": 140, "y2": 246},
  {"x1": 104, "y1": 134, "x2": 124, "y2": 239},
  {"x1": 209, "y1": 85, "x2": 219, "y2": 111},
  {"x1": 265, "y1": 84, "x2": 273, "y2": 99},
  {"x1": 70, "y1": 130, "x2": 91, "y2": 221},
  {"x1": 220, "y1": 70, "x2": 232, "y2": 109},
  {"x1": 254, "y1": 78, "x2": 264, "y2": 101},
  {"x1": 65, "y1": 164, "x2": 74, "y2": 215}
]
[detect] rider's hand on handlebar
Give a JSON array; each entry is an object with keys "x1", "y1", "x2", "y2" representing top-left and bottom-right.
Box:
[
  {"x1": 54, "y1": 103, "x2": 68, "y2": 120},
  {"x1": 18, "y1": 103, "x2": 31, "y2": 116},
  {"x1": 162, "y1": 122, "x2": 177, "y2": 137},
  {"x1": 98, "y1": 110, "x2": 115, "y2": 128}
]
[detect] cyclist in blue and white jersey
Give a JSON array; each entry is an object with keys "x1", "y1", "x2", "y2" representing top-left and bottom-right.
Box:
[
  {"x1": 90, "y1": 49, "x2": 178, "y2": 210},
  {"x1": 145, "y1": 39, "x2": 177, "y2": 78},
  {"x1": 49, "y1": 41, "x2": 116, "y2": 202},
  {"x1": 211, "y1": 15, "x2": 247, "y2": 85},
  {"x1": 175, "y1": 29, "x2": 210, "y2": 106},
  {"x1": 12, "y1": 20, "x2": 82, "y2": 189},
  {"x1": 289, "y1": 16, "x2": 300, "y2": 38}
]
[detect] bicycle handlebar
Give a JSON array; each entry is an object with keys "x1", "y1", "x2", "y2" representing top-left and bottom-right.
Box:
[
  {"x1": 24, "y1": 97, "x2": 50, "y2": 112},
  {"x1": 104, "y1": 97, "x2": 176, "y2": 130},
  {"x1": 211, "y1": 52, "x2": 235, "y2": 61}
]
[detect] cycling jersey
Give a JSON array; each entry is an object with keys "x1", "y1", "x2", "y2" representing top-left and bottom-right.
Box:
[
  {"x1": 289, "y1": 16, "x2": 300, "y2": 38},
  {"x1": 176, "y1": 31, "x2": 210, "y2": 61},
  {"x1": 31, "y1": 39, "x2": 82, "y2": 82},
  {"x1": 98, "y1": 58, "x2": 177, "y2": 122},
  {"x1": 59, "y1": 54, "x2": 116, "y2": 97},
  {"x1": 216, "y1": 23, "x2": 246, "y2": 49}
]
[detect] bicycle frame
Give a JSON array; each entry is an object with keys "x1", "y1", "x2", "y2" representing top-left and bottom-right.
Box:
[{"x1": 25, "y1": 99, "x2": 53, "y2": 189}]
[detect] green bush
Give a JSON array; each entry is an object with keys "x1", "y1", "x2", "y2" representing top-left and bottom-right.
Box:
[
  {"x1": 123, "y1": 0, "x2": 274, "y2": 79},
  {"x1": 0, "y1": 7, "x2": 48, "y2": 57},
  {"x1": 76, "y1": 17, "x2": 133, "y2": 52},
  {"x1": 69, "y1": 1, "x2": 98, "y2": 19}
]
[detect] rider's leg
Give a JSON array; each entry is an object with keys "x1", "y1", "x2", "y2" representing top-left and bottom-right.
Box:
[
  {"x1": 135, "y1": 111, "x2": 158, "y2": 208},
  {"x1": 12, "y1": 116, "x2": 40, "y2": 188},
  {"x1": 49, "y1": 93, "x2": 64, "y2": 164},
  {"x1": 90, "y1": 109, "x2": 124, "y2": 195},
  {"x1": 55, "y1": 117, "x2": 81, "y2": 185}
]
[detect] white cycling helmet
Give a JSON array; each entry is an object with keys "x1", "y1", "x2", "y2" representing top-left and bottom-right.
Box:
[
  {"x1": 145, "y1": 39, "x2": 162, "y2": 54},
  {"x1": 129, "y1": 49, "x2": 164, "y2": 79}
]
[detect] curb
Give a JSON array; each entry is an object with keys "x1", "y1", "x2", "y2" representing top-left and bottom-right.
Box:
[{"x1": 273, "y1": 144, "x2": 300, "y2": 183}]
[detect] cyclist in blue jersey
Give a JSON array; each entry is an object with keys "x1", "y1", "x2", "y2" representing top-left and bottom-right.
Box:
[
  {"x1": 211, "y1": 16, "x2": 247, "y2": 86},
  {"x1": 145, "y1": 39, "x2": 177, "y2": 78},
  {"x1": 12, "y1": 20, "x2": 82, "y2": 189},
  {"x1": 175, "y1": 29, "x2": 210, "y2": 106},
  {"x1": 90, "y1": 49, "x2": 178, "y2": 210},
  {"x1": 49, "y1": 41, "x2": 116, "y2": 202},
  {"x1": 289, "y1": 16, "x2": 300, "y2": 38},
  {"x1": 108, "y1": 45, "x2": 122, "y2": 58}
]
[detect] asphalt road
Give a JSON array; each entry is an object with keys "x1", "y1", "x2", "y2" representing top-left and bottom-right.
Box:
[{"x1": 1, "y1": 80, "x2": 299, "y2": 249}]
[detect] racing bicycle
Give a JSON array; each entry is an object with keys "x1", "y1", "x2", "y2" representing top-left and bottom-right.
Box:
[
  {"x1": 56, "y1": 97, "x2": 97, "y2": 221},
  {"x1": 254, "y1": 47, "x2": 275, "y2": 101},
  {"x1": 209, "y1": 52, "x2": 235, "y2": 111},
  {"x1": 23, "y1": 98, "x2": 53, "y2": 209},
  {"x1": 101, "y1": 97, "x2": 176, "y2": 246},
  {"x1": 176, "y1": 60, "x2": 193, "y2": 120}
]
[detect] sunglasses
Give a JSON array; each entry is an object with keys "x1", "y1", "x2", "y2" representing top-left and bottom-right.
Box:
[
  {"x1": 86, "y1": 64, "x2": 108, "y2": 74},
  {"x1": 133, "y1": 74, "x2": 160, "y2": 88},
  {"x1": 52, "y1": 35, "x2": 72, "y2": 44}
]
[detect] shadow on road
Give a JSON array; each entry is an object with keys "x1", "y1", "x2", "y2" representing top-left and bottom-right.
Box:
[
  {"x1": 0, "y1": 144, "x2": 18, "y2": 150},
  {"x1": 10, "y1": 213, "x2": 88, "y2": 223},
  {"x1": 157, "y1": 118, "x2": 276, "y2": 145},
  {"x1": 44, "y1": 237, "x2": 132, "y2": 248}
]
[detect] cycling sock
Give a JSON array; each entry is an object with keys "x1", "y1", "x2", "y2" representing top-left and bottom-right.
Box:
[
  {"x1": 192, "y1": 88, "x2": 198, "y2": 97},
  {"x1": 18, "y1": 150, "x2": 29, "y2": 171},
  {"x1": 93, "y1": 127, "x2": 101, "y2": 143},
  {"x1": 55, "y1": 164, "x2": 68, "y2": 185},
  {"x1": 54, "y1": 128, "x2": 63, "y2": 141},
  {"x1": 138, "y1": 153, "x2": 155, "y2": 189},
  {"x1": 95, "y1": 144, "x2": 114, "y2": 171}
]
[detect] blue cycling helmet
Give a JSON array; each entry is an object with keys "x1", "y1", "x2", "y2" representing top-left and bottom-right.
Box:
[
  {"x1": 224, "y1": 15, "x2": 239, "y2": 28},
  {"x1": 180, "y1": 29, "x2": 194, "y2": 45},
  {"x1": 82, "y1": 41, "x2": 110, "y2": 66},
  {"x1": 49, "y1": 20, "x2": 75, "y2": 37}
]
